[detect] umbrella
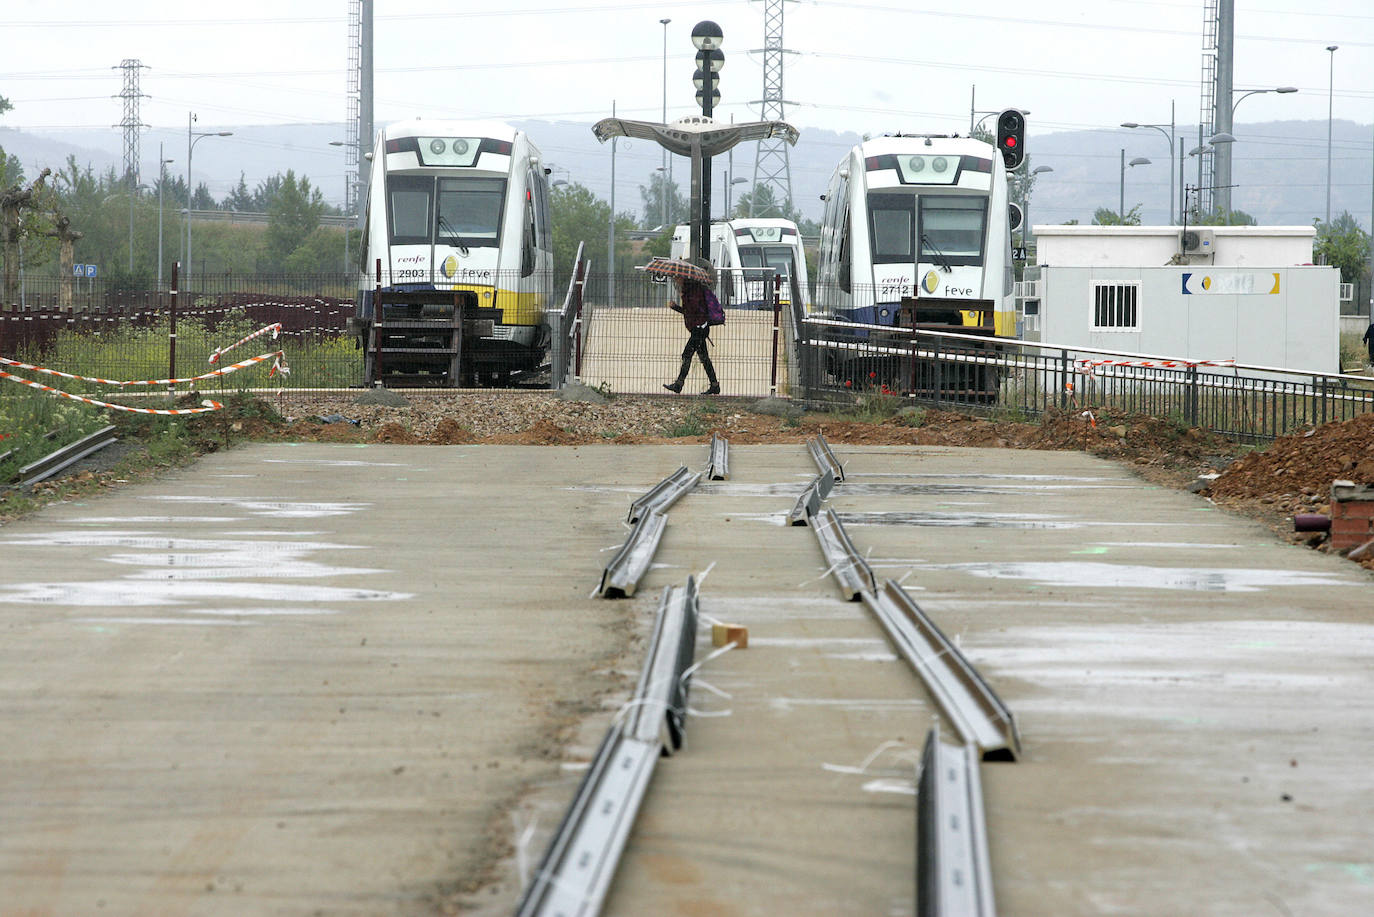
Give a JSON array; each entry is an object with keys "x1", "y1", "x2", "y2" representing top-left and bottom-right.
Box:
[{"x1": 643, "y1": 256, "x2": 714, "y2": 287}]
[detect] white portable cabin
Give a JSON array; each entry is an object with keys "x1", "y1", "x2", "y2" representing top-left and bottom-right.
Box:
[
  {"x1": 670, "y1": 219, "x2": 810, "y2": 308},
  {"x1": 1025, "y1": 225, "x2": 1339, "y2": 372}
]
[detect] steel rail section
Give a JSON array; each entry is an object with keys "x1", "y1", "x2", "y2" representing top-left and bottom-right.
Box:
[
  {"x1": 810, "y1": 508, "x2": 875, "y2": 601},
  {"x1": 866, "y1": 580, "x2": 1021, "y2": 761},
  {"x1": 516, "y1": 579, "x2": 700, "y2": 917},
  {"x1": 706, "y1": 433, "x2": 730, "y2": 480},
  {"x1": 16, "y1": 425, "x2": 117, "y2": 485},
  {"x1": 626, "y1": 465, "x2": 701, "y2": 524},
  {"x1": 807, "y1": 434, "x2": 845, "y2": 483},
  {"x1": 625, "y1": 577, "x2": 700, "y2": 751},
  {"x1": 787, "y1": 471, "x2": 834, "y2": 526},
  {"x1": 917, "y1": 727, "x2": 997, "y2": 917},
  {"x1": 599, "y1": 511, "x2": 668, "y2": 598},
  {"x1": 514, "y1": 726, "x2": 659, "y2": 917}
]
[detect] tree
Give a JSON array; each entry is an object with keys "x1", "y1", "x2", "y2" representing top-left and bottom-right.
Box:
[
  {"x1": 284, "y1": 225, "x2": 346, "y2": 273},
  {"x1": 0, "y1": 95, "x2": 12, "y2": 118},
  {"x1": 190, "y1": 182, "x2": 216, "y2": 210},
  {"x1": 222, "y1": 173, "x2": 254, "y2": 212},
  {"x1": 1315, "y1": 211, "x2": 1371, "y2": 307},
  {"x1": 253, "y1": 174, "x2": 284, "y2": 211},
  {"x1": 550, "y1": 182, "x2": 635, "y2": 277},
  {"x1": 262, "y1": 170, "x2": 325, "y2": 271},
  {"x1": 638, "y1": 171, "x2": 688, "y2": 228},
  {"x1": 1093, "y1": 205, "x2": 1142, "y2": 226},
  {"x1": 1, "y1": 168, "x2": 53, "y2": 302}
]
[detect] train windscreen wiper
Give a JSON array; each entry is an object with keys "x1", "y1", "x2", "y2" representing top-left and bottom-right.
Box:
[{"x1": 920, "y1": 233, "x2": 953, "y2": 272}]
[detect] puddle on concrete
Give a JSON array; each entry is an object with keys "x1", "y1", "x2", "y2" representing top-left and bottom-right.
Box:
[
  {"x1": 0, "y1": 580, "x2": 410, "y2": 606},
  {"x1": 768, "y1": 697, "x2": 925, "y2": 714},
  {"x1": 836, "y1": 482, "x2": 1132, "y2": 497},
  {"x1": 262, "y1": 459, "x2": 410, "y2": 467},
  {"x1": 828, "y1": 651, "x2": 901, "y2": 662},
  {"x1": 750, "y1": 637, "x2": 890, "y2": 649},
  {"x1": 853, "y1": 473, "x2": 1126, "y2": 482},
  {"x1": 926, "y1": 561, "x2": 1359, "y2": 592},
  {"x1": 840, "y1": 511, "x2": 1078, "y2": 529},
  {"x1": 142, "y1": 496, "x2": 370, "y2": 518},
  {"x1": 1, "y1": 532, "x2": 357, "y2": 553},
  {"x1": 70, "y1": 516, "x2": 243, "y2": 525},
  {"x1": 1091, "y1": 542, "x2": 1244, "y2": 550},
  {"x1": 75, "y1": 616, "x2": 253, "y2": 627}
]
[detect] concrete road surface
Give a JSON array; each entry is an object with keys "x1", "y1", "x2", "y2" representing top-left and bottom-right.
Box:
[{"x1": 1, "y1": 442, "x2": 1371, "y2": 916}]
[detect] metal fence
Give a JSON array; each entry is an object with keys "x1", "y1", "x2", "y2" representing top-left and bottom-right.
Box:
[
  {"x1": 568, "y1": 268, "x2": 799, "y2": 398},
  {"x1": 795, "y1": 315, "x2": 1374, "y2": 443}
]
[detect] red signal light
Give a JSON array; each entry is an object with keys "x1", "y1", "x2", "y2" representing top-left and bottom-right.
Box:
[{"x1": 1004, "y1": 137, "x2": 1017, "y2": 148}]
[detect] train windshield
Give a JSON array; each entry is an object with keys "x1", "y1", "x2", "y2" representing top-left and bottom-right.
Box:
[
  {"x1": 919, "y1": 196, "x2": 986, "y2": 266},
  {"x1": 387, "y1": 175, "x2": 507, "y2": 248},
  {"x1": 867, "y1": 192, "x2": 916, "y2": 264},
  {"x1": 437, "y1": 177, "x2": 506, "y2": 247},
  {"x1": 739, "y1": 244, "x2": 797, "y2": 282}
]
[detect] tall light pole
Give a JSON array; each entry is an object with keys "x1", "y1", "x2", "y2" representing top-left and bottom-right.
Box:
[
  {"x1": 1120, "y1": 151, "x2": 1151, "y2": 220},
  {"x1": 157, "y1": 144, "x2": 174, "y2": 288},
  {"x1": 330, "y1": 139, "x2": 362, "y2": 271},
  {"x1": 185, "y1": 113, "x2": 232, "y2": 291},
  {"x1": 1326, "y1": 45, "x2": 1338, "y2": 224},
  {"x1": 1122, "y1": 105, "x2": 1175, "y2": 223},
  {"x1": 1226, "y1": 86, "x2": 1298, "y2": 218},
  {"x1": 661, "y1": 18, "x2": 671, "y2": 227},
  {"x1": 1027, "y1": 165, "x2": 1052, "y2": 248}
]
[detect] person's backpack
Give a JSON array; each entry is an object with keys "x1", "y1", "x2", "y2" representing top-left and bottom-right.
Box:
[{"x1": 704, "y1": 287, "x2": 726, "y2": 326}]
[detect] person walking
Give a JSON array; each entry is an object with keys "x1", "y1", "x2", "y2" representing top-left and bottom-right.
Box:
[
  {"x1": 1364, "y1": 317, "x2": 1374, "y2": 369},
  {"x1": 663, "y1": 269, "x2": 722, "y2": 395}
]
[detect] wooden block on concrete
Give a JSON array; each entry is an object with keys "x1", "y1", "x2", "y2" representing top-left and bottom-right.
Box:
[{"x1": 712, "y1": 623, "x2": 748, "y2": 649}]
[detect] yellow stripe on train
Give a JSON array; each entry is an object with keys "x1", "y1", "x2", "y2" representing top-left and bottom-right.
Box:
[{"x1": 437, "y1": 283, "x2": 547, "y2": 326}]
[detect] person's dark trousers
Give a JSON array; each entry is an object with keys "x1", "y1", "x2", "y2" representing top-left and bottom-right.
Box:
[{"x1": 666, "y1": 326, "x2": 719, "y2": 392}]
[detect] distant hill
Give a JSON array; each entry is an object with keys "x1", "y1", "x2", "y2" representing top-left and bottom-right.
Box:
[{"x1": 2, "y1": 118, "x2": 1369, "y2": 230}]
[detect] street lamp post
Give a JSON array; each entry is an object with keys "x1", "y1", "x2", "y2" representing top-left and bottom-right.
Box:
[
  {"x1": 691, "y1": 20, "x2": 723, "y2": 264},
  {"x1": 660, "y1": 18, "x2": 671, "y2": 226},
  {"x1": 1120, "y1": 151, "x2": 1151, "y2": 220},
  {"x1": 1327, "y1": 45, "x2": 1338, "y2": 224},
  {"x1": 1026, "y1": 165, "x2": 1052, "y2": 248},
  {"x1": 1122, "y1": 106, "x2": 1175, "y2": 223},
  {"x1": 185, "y1": 113, "x2": 232, "y2": 292},
  {"x1": 157, "y1": 144, "x2": 174, "y2": 289},
  {"x1": 726, "y1": 175, "x2": 746, "y2": 217},
  {"x1": 1221, "y1": 86, "x2": 1298, "y2": 218}
]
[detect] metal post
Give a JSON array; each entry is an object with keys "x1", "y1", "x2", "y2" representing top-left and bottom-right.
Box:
[
  {"x1": 186, "y1": 113, "x2": 193, "y2": 293},
  {"x1": 770, "y1": 273, "x2": 781, "y2": 395},
  {"x1": 1119, "y1": 149, "x2": 1125, "y2": 218},
  {"x1": 169, "y1": 261, "x2": 179, "y2": 390},
  {"x1": 661, "y1": 18, "x2": 670, "y2": 228},
  {"x1": 699, "y1": 67, "x2": 715, "y2": 265},
  {"x1": 1214, "y1": 0, "x2": 1234, "y2": 217},
  {"x1": 609, "y1": 100, "x2": 617, "y2": 307},
  {"x1": 157, "y1": 143, "x2": 165, "y2": 289},
  {"x1": 1326, "y1": 45, "x2": 1338, "y2": 224}
]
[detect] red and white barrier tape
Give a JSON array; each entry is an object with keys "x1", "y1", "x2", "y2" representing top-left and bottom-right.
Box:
[
  {"x1": 1076, "y1": 357, "x2": 1235, "y2": 375},
  {"x1": 209, "y1": 322, "x2": 282, "y2": 364},
  {"x1": 0, "y1": 371, "x2": 224, "y2": 414},
  {"x1": 0, "y1": 350, "x2": 289, "y2": 387}
]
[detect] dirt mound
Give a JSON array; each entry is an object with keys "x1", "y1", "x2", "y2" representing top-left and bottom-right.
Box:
[
  {"x1": 485, "y1": 418, "x2": 594, "y2": 446},
  {"x1": 1206, "y1": 412, "x2": 1374, "y2": 503}
]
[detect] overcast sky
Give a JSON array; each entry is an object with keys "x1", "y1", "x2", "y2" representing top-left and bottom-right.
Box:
[{"x1": 2, "y1": 0, "x2": 1370, "y2": 211}]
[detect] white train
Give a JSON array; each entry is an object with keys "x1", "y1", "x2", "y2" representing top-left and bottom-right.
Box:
[
  {"x1": 356, "y1": 119, "x2": 554, "y2": 383},
  {"x1": 671, "y1": 218, "x2": 811, "y2": 310},
  {"x1": 815, "y1": 134, "x2": 1015, "y2": 337}
]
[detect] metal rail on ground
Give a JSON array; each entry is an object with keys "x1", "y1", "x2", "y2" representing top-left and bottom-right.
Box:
[
  {"x1": 810, "y1": 508, "x2": 876, "y2": 601},
  {"x1": 865, "y1": 580, "x2": 1021, "y2": 761},
  {"x1": 787, "y1": 471, "x2": 834, "y2": 526},
  {"x1": 706, "y1": 433, "x2": 729, "y2": 481},
  {"x1": 807, "y1": 434, "x2": 845, "y2": 484},
  {"x1": 599, "y1": 511, "x2": 668, "y2": 598},
  {"x1": 627, "y1": 466, "x2": 701, "y2": 524},
  {"x1": 917, "y1": 727, "x2": 997, "y2": 917},
  {"x1": 16, "y1": 425, "x2": 117, "y2": 485},
  {"x1": 516, "y1": 578, "x2": 700, "y2": 917}
]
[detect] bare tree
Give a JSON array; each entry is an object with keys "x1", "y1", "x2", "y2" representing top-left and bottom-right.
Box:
[
  {"x1": 45, "y1": 213, "x2": 84, "y2": 308},
  {"x1": 1, "y1": 167, "x2": 51, "y2": 303}
]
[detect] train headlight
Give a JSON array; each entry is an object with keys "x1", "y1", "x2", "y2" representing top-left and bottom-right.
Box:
[
  {"x1": 453, "y1": 139, "x2": 469, "y2": 155},
  {"x1": 907, "y1": 156, "x2": 925, "y2": 173},
  {"x1": 429, "y1": 139, "x2": 447, "y2": 155},
  {"x1": 932, "y1": 156, "x2": 948, "y2": 173}
]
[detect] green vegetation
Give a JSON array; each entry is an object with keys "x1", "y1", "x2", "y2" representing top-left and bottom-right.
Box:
[
  {"x1": 550, "y1": 182, "x2": 638, "y2": 277},
  {"x1": 1340, "y1": 332, "x2": 1368, "y2": 372},
  {"x1": 0, "y1": 386, "x2": 112, "y2": 484},
  {"x1": 665, "y1": 407, "x2": 712, "y2": 438}
]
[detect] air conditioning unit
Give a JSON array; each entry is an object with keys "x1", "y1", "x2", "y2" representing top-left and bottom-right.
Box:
[{"x1": 1180, "y1": 228, "x2": 1215, "y2": 255}]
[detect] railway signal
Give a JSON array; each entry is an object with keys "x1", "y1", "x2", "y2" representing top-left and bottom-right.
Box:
[{"x1": 996, "y1": 109, "x2": 1025, "y2": 170}]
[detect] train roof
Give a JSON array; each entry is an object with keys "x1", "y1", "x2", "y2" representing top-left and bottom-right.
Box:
[
  {"x1": 379, "y1": 120, "x2": 522, "y2": 143},
  {"x1": 853, "y1": 134, "x2": 995, "y2": 158}
]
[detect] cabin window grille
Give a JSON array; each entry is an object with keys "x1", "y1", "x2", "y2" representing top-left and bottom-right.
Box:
[{"x1": 1091, "y1": 281, "x2": 1140, "y2": 331}]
